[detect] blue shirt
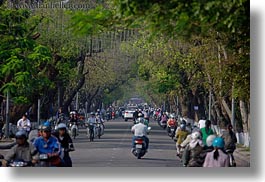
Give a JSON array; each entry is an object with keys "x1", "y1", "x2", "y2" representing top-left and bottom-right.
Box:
[{"x1": 33, "y1": 136, "x2": 61, "y2": 155}]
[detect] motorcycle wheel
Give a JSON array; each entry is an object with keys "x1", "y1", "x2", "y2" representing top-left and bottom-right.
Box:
[{"x1": 72, "y1": 128, "x2": 77, "y2": 139}]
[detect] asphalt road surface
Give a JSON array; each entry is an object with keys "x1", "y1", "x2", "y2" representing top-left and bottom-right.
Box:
[{"x1": 70, "y1": 118, "x2": 182, "y2": 167}]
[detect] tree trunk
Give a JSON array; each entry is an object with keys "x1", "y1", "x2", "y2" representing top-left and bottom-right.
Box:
[{"x1": 239, "y1": 100, "x2": 250, "y2": 147}]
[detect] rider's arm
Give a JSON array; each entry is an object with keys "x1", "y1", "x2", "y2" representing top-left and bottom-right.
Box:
[{"x1": 17, "y1": 119, "x2": 21, "y2": 128}]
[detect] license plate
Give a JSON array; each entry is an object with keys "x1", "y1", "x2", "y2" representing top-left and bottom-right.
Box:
[{"x1": 136, "y1": 144, "x2": 142, "y2": 149}]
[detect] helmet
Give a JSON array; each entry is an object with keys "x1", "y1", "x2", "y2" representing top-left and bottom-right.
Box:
[
  {"x1": 97, "y1": 109, "x2": 100, "y2": 112},
  {"x1": 57, "y1": 123, "x2": 67, "y2": 130},
  {"x1": 42, "y1": 122, "x2": 52, "y2": 132},
  {"x1": 212, "y1": 137, "x2": 225, "y2": 148},
  {"x1": 43, "y1": 121, "x2": 51, "y2": 127},
  {"x1": 15, "y1": 130, "x2": 27, "y2": 139},
  {"x1": 170, "y1": 114, "x2": 175, "y2": 119},
  {"x1": 180, "y1": 123, "x2": 186, "y2": 130},
  {"x1": 38, "y1": 125, "x2": 43, "y2": 131},
  {"x1": 90, "y1": 112, "x2": 95, "y2": 115},
  {"x1": 206, "y1": 135, "x2": 217, "y2": 147},
  {"x1": 138, "y1": 113, "x2": 143, "y2": 117},
  {"x1": 136, "y1": 118, "x2": 144, "y2": 124},
  {"x1": 191, "y1": 131, "x2": 201, "y2": 140},
  {"x1": 180, "y1": 119, "x2": 187, "y2": 125}
]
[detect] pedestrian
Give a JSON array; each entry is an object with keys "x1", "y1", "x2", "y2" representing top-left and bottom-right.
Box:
[
  {"x1": 201, "y1": 120, "x2": 214, "y2": 145},
  {"x1": 203, "y1": 137, "x2": 229, "y2": 167}
]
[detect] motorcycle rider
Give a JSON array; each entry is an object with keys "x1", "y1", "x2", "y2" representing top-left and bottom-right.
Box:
[
  {"x1": 167, "y1": 114, "x2": 177, "y2": 134},
  {"x1": 131, "y1": 118, "x2": 149, "y2": 152},
  {"x1": 220, "y1": 123, "x2": 237, "y2": 166},
  {"x1": 53, "y1": 123, "x2": 75, "y2": 167},
  {"x1": 201, "y1": 120, "x2": 214, "y2": 145},
  {"x1": 96, "y1": 113, "x2": 105, "y2": 136},
  {"x1": 33, "y1": 122, "x2": 62, "y2": 167},
  {"x1": 2, "y1": 130, "x2": 38, "y2": 167},
  {"x1": 56, "y1": 107, "x2": 66, "y2": 125},
  {"x1": 86, "y1": 112, "x2": 96, "y2": 139},
  {"x1": 175, "y1": 123, "x2": 189, "y2": 156},
  {"x1": 203, "y1": 137, "x2": 229, "y2": 167},
  {"x1": 17, "y1": 114, "x2": 31, "y2": 134},
  {"x1": 182, "y1": 131, "x2": 204, "y2": 167}
]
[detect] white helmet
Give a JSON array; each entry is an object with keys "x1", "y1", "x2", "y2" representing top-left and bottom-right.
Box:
[
  {"x1": 206, "y1": 135, "x2": 217, "y2": 147},
  {"x1": 57, "y1": 123, "x2": 67, "y2": 130},
  {"x1": 191, "y1": 131, "x2": 201, "y2": 140}
]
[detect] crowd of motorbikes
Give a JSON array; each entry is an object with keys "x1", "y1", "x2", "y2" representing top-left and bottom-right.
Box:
[
  {"x1": 0, "y1": 109, "x2": 106, "y2": 167},
  {"x1": 153, "y1": 109, "x2": 237, "y2": 167}
]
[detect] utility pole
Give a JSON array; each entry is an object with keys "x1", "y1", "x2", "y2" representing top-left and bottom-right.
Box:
[
  {"x1": 231, "y1": 84, "x2": 235, "y2": 128},
  {"x1": 208, "y1": 90, "x2": 212, "y2": 120},
  {"x1": 76, "y1": 92, "x2": 79, "y2": 111},
  {"x1": 5, "y1": 91, "x2": 10, "y2": 138},
  {"x1": 37, "y1": 99, "x2": 41, "y2": 126}
]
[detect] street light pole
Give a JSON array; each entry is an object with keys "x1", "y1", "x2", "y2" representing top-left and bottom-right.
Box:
[
  {"x1": 37, "y1": 99, "x2": 41, "y2": 126},
  {"x1": 5, "y1": 91, "x2": 10, "y2": 138},
  {"x1": 231, "y1": 84, "x2": 235, "y2": 128},
  {"x1": 208, "y1": 90, "x2": 212, "y2": 120}
]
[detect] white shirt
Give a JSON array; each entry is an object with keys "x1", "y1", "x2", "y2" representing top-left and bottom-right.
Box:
[
  {"x1": 198, "y1": 119, "x2": 206, "y2": 129},
  {"x1": 131, "y1": 123, "x2": 148, "y2": 137},
  {"x1": 17, "y1": 118, "x2": 31, "y2": 131},
  {"x1": 87, "y1": 117, "x2": 96, "y2": 125}
]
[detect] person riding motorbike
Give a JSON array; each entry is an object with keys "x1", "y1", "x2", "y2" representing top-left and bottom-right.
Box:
[
  {"x1": 175, "y1": 123, "x2": 189, "y2": 157},
  {"x1": 131, "y1": 118, "x2": 149, "y2": 152},
  {"x1": 167, "y1": 114, "x2": 177, "y2": 134},
  {"x1": 197, "y1": 134, "x2": 217, "y2": 166},
  {"x1": 2, "y1": 130, "x2": 38, "y2": 167},
  {"x1": 95, "y1": 113, "x2": 105, "y2": 136},
  {"x1": 203, "y1": 137, "x2": 230, "y2": 167},
  {"x1": 53, "y1": 123, "x2": 75, "y2": 167},
  {"x1": 56, "y1": 107, "x2": 66, "y2": 126},
  {"x1": 17, "y1": 114, "x2": 31, "y2": 135},
  {"x1": 201, "y1": 120, "x2": 215, "y2": 145},
  {"x1": 182, "y1": 131, "x2": 204, "y2": 167},
  {"x1": 221, "y1": 124, "x2": 237, "y2": 153},
  {"x1": 33, "y1": 122, "x2": 62, "y2": 167},
  {"x1": 86, "y1": 112, "x2": 97, "y2": 140},
  {"x1": 220, "y1": 124, "x2": 237, "y2": 166}
]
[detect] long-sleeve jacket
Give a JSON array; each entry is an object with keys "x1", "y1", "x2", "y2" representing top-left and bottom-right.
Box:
[{"x1": 4, "y1": 142, "x2": 38, "y2": 162}]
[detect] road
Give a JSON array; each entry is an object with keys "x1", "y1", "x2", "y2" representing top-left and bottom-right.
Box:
[{"x1": 70, "y1": 118, "x2": 181, "y2": 167}]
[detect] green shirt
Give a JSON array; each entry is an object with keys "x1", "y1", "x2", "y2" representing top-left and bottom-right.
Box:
[{"x1": 201, "y1": 127, "x2": 214, "y2": 145}]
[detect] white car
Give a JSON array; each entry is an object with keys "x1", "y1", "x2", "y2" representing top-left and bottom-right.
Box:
[{"x1": 124, "y1": 106, "x2": 137, "y2": 121}]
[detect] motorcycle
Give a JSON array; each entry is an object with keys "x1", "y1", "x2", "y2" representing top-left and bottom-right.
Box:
[
  {"x1": 7, "y1": 160, "x2": 32, "y2": 167},
  {"x1": 226, "y1": 149, "x2": 236, "y2": 167},
  {"x1": 86, "y1": 123, "x2": 95, "y2": 142},
  {"x1": 132, "y1": 137, "x2": 147, "y2": 159},
  {"x1": 94, "y1": 122, "x2": 104, "y2": 139},
  {"x1": 69, "y1": 122, "x2": 78, "y2": 139},
  {"x1": 159, "y1": 120, "x2": 167, "y2": 129},
  {"x1": 167, "y1": 126, "x2": 176, "y2": 139},
  {"x1": 132, "y1": 127, "x2": 151, "y2": 159},
  {"x1": 37, "y1": 153, "x2": 61, "y2": 167}
]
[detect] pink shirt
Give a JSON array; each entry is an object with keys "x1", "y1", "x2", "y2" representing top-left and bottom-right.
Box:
[{"x1": 203, "y1": 149, "x2": 230, "y2": 167}]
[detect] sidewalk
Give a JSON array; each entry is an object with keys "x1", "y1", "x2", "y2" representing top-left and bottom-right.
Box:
[{"x1": 233, "y1": 145, "x2": 250, "y2": 167}]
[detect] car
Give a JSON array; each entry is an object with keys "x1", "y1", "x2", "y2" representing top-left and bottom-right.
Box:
[{"x1": 124, "y1": 106, "x2": 137, "y2": 121}]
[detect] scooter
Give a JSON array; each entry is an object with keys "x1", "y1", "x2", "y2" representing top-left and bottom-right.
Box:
[
  {"x1": 8, "y1": 160, "x2": 33, "y2": 167},
  {"x1": 69, "y1": 122, "x2": 78, "y2": 139},
  {"x1": 132, "y1": 137, "x2": 147, "y2": 159},
  {"x1": 167, "y1": 126, "x2": 176, "y2": 139},
  {"x1": 131, "y1": 127, "x2": 151, "y2": 159},
  {"x1": 159, "y1": 120, "x2": 167, "y2": 129}
]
